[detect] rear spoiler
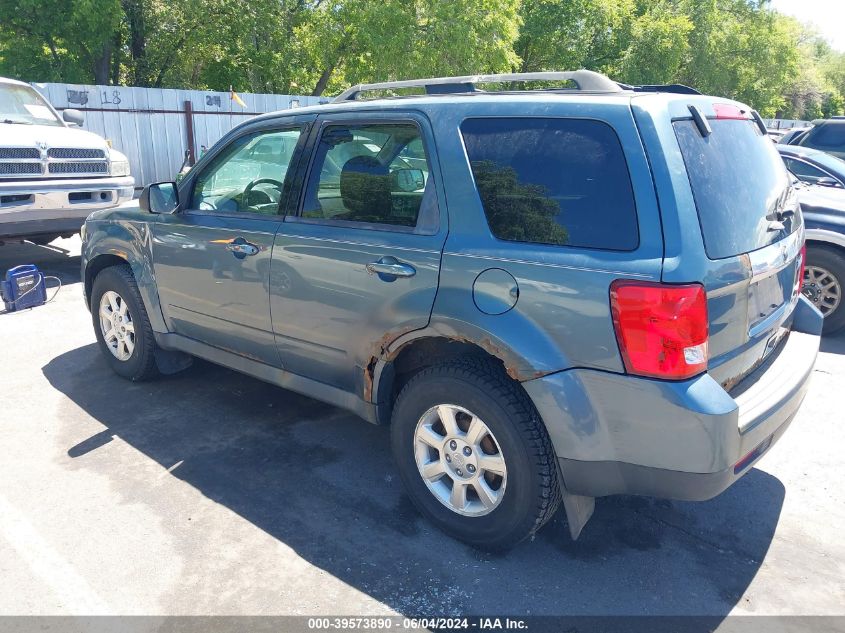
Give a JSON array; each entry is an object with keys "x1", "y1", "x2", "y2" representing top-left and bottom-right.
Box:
[{"x1": 617, "y1": 83, "x2": 701, "y2": 95}]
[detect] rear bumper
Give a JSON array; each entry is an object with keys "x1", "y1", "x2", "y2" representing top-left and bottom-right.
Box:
[
  {"x1": 0, "y1": 176, "x2": 134, "y2": 238},
  {"x1": 523, "y1": 296, "x2": 823, "y2": 501}
]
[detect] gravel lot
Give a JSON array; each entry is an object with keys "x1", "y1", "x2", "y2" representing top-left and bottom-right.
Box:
[{"x1": 1, "y1": 236, "x2": 844, "y2": 618}]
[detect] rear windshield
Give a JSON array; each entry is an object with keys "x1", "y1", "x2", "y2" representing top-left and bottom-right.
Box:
[
  {"x1": 674, "y1": 118, "x2": 795, "y2": 259},
  {"x1": 802, "y1": 123, "x2": 845, "y2": 150}
]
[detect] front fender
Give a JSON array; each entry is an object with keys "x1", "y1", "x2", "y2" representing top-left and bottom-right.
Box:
[{"x1": 82, "y1": 218, "x2": 167, "y2": 333}]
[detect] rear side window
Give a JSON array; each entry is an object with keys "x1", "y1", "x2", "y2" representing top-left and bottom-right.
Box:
[
  {"x1": 460, "y1": 118, "x2": 639, "y2": 251},
  {"x1": 783, "y1": 157, "x2": 829, "y2": 185},
  {"x1": 675, "y1": 119, "x2": 795, "y2": 259}
]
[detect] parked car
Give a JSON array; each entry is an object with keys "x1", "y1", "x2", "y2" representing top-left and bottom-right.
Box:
[
  {"x1": 779, "y1": 126, "x2": 813, "y2": 146},
  {"x1": 81, "y1": 71, "x2": 822, "y2": 550},
  {"x1": 786, "y1": 116, "x2": 845, "y2": 160},
  {"x1": 777, "y1": 145, "x2": 845, "y2": 334},
  {"x1": 0, "y1": 76, "x2": 134, "y2": 244}
]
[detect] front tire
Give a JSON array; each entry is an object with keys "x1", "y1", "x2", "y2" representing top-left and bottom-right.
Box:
[
  {"x1": 803, "y1": 245, "x2": 845, "y2": 335},
  {"x1": 391, "y1": 357, "x2": 560, "y2": 550},
  {"x1": 91, "y1": 265, "x2": 158, "y2": 381}
]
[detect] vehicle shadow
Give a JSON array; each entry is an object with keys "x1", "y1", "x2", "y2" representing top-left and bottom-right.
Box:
[
  {"x1": 43, "y1": 344, "x2": 785, "y2": 618},
  {"x1": 0, "y1": 238, "x2": 81, "y2": 285},
  {"x1": 820, "y1": 329, "x2": 845, "y2": 355}
]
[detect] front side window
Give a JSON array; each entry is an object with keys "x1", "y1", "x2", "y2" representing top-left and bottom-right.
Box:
[
  {"x1": 460, "y1": 118, "x2": 639, "y2": 251},
  {"x1": 191, "y1": 128, "x2": 302, "y2": 215},
  {"x1": 301, "y1": 122, "x2": 435, "y2": 229}
]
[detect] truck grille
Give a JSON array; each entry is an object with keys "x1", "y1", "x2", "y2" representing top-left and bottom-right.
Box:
[
  {"x1": 48, "y1": 161, "x2": 109, "y2": 175},
  {"x1": 48, "y1": 148, "x2": 106, "y2": 159},
  {"x1": 0, "y1": 163, "x2": 41, "y2": 175},
  {"x1": 0, "y1": 146, "x2": 110, "y2": 178},
  {"x1": 0, "y1": 148, "x2": 40, "y2": 160}
]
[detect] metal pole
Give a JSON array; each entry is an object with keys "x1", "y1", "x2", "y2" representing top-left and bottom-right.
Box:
[{"x1": 184, "y1": 99, "x2": 196, "y2": 166}]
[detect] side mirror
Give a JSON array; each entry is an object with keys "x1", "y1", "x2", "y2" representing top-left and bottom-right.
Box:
[
  {"x1": 63, "y1": 109, "x2": 85, "y2": 126},
  {"x1": 816, "y1": 176, "x2": 842, "y2": 189},
  {"x1": 140, "y1": 182, "x2": 180, "y2": 214},
  {"x1": 392, "y1": 168, "x2": 425, "y2": 192}
]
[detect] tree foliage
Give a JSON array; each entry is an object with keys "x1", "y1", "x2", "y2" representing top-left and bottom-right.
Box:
[{"x1": 0, "y1": 0, "x2": 843, "y2": 117}]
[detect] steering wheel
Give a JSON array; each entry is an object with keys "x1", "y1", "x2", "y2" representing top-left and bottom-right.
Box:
[{"x1": 243, "y1": 178, "x2": 285, "y2": 207}]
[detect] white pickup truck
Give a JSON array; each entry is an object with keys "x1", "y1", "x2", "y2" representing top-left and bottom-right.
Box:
[{"x1": 0, "y1": 77, "x2": 134, "y2": 244}]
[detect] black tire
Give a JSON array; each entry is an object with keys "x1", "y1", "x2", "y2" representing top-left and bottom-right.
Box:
[
  {"x1": 390, "y1": 356, "x2": 560, "y2": 550},
  {"x1": 805, "y1": 245, "x2": 845, "y2": 335},
  {"x1": 90, "y1": 264, "x2": 159, "y2": 381}
]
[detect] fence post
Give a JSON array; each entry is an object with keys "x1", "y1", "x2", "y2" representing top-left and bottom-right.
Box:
[{"x1": 184, "y1": 99, "x2": 196, "y2": 166}]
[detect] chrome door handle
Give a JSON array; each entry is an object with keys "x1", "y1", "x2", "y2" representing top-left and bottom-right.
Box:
[
  {"x1": 226, "y1": 238, "x2": 259, "y2": 258},
  {"x1": 366, "y1": 256, "x2": 416, "y2": 278}
]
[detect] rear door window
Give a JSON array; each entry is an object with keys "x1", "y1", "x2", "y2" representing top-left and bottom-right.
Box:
[
  {"x1": 460, "y1": 118, "x2": 639, "y2": 251},
  {"x1": 674, "y1": 118, "x2": 796, "y2": 259},
  {"x1": 300, "y1": 122, "x2": 436, "y2": 230}
]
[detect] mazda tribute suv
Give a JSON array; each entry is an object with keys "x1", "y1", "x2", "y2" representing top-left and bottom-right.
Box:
[{"x1": 81, "y1": 70, "x2": 823, "y2": 549}]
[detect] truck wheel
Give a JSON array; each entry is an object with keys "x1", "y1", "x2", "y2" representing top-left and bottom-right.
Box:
[
  {"x1": 803, "y1": 245, "x2": 845, "y2": 335},
  {"x1": 390, "y1": 357, "x2": 560, "y2": 550},
  {"x1": 90, "y1": 264, "x2": 158, "y2": 381}
]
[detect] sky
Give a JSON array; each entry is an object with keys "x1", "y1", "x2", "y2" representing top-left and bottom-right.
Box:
[{"x1": 770, "y1": 0, "x2": 845, "y2": 52}]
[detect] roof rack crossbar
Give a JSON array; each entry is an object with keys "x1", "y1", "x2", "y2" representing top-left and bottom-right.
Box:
[{"x1": 333, "y1": 70, "x2": 622, "y2": 102}]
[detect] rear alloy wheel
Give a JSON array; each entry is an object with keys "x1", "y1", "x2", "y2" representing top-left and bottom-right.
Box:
[
  {"x1": 803, "y1": 246, "x2": 845, "y2": 335},
  {"x1": 391, "y1": 357, "x2": 560, "y2": 550},
  {"x1": 413, "y1": 404, "x2": 507, "y2": 517}
]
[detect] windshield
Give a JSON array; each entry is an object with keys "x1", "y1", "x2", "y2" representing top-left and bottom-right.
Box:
[
  {"x1": 675, "y1": 118, "x2": 799, "y2": 259},
  {"x1": 0, "y1": 83, "x2": 63, "y2": 126}
]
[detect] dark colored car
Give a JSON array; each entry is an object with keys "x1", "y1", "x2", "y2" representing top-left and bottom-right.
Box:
[
  {"x1": 786, "y1": 117, "x2": 845, "y2": 161},
  {"x1": 778, "y1": 145, "x2": 845, "y2": 333},
  {"x1": 80, "y1": 71, "x2": 822, "y2": 550}
]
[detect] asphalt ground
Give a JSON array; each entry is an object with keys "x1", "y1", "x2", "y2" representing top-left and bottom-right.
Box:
[{"x1": 0, "y1": 236, "x2": 843, "y2": 622}]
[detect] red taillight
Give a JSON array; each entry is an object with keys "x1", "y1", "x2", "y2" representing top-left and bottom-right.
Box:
[
  {"x1": 610, "y1": 281, "x2": 709, "y2": 380},
  {"x1": 795, "y1": 242, "x2": 807, "y2": 296},
  {"x1": 713, "y1": 103, "x2": 749, "y2": 120}
]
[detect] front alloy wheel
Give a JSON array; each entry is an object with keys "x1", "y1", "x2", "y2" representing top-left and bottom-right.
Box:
[
  {"x1": 98, "y1": 290, "x2": 135, "y2": 361},
  {"x1": 414, "y1": 404, "x2": 507, "y2": 517}
]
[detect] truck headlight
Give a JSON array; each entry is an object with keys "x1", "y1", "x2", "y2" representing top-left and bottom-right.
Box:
[{"x1": 109, "y1": 150, "x2": 131, "y2": 177}]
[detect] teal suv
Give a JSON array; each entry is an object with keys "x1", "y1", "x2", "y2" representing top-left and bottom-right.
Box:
[{"x1": 81, "y1": 71, "x2": 823, "y2": 550}]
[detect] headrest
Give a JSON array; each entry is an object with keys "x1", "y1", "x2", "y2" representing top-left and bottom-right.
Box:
[{"x1": 340, "y1": 155, "x2": 391, "y2": 215}]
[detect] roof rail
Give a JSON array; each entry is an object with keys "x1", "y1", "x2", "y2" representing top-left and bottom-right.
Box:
[{"x1": 333, "y1": 69, "x2": 622, "y2": 102}]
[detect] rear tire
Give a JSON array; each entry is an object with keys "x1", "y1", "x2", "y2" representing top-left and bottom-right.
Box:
[
  {"x1": 90, "y1": 264, "x2": 158, "y2": 381},
  {"x1": 390, "y1": 356, "x2": 560, "y2": 550},
  {"x1": 804, "y1": 245, "x2": 845, "y2": 335}
]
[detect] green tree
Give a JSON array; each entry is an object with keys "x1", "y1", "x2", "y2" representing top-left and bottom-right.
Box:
[
  {"x1": 296, "y1": 0, "x2": 521, "y2": 96},
  {"x1": 0, "y1": 0, "x2": 123, "y2": 84}
]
